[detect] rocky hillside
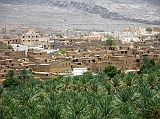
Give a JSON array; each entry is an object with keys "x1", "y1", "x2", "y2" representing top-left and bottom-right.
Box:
[{"x1": 0, "y1": 0, "x2": 160, "y2": 30}]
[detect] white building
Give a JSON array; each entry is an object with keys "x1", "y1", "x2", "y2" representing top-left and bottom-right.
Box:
[{"x1": 72, "y1": 68, "x2": 87, "y2": 76}]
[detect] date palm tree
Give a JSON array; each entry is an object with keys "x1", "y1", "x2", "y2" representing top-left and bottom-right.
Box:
[
  {"x1": 1, "y1": 62, "x2": 160, "y2": 119},
  {"x1": 96, "y1": 95, "x2": 114, "y2": 119}
]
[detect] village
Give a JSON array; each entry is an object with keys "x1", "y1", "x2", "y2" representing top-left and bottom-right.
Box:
[{"x1": 0, "y1": 26, "x2": 160, "y2": 81}]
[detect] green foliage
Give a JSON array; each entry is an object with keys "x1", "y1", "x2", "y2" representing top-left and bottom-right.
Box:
[
  {"x1": 7, "y1": 45, "x2": 13, "y2": 49},
  {"x1": 18, "y1": 69, "x2": 33, "y2": 83},
  {"x1": 104, "y1": 65, "x2": 120, "y2": 78},
  {"x1": 3, "y1": 70, "x2": 20, "y2": 87},
  {"x1": 105, "y1": 35, "x2": 116, "y2": 46},
  {"x1": 56, "y1": 34, "x2": 63, "y2": 38},
  {"x1": 105, "y1": 39, "x2": 115, "y2": 46},
  {"x1": 0, "y1": 44, "x2": 13, "y2": 49},
  {"x1": 107, "y1": 35, "x2": 114, "y2": 40},
  {"x1": 1, "y1": 63, "x2": 160, "y2": 119},
  {"x1": 0, "y1": 86, "x2": 3, "y2": 95},
  {"x1": 2, "y1": 69, "x2": 33, "y2": 88},
  {"x1": 146, "y1": 27, "x2": 152, "y2": 32},
  {"x1": 59, "y1": 48, "x2": 66, "y2": 55},
  {"x1": 139, "y1": 57, "x2": 160, "y2": 74}
]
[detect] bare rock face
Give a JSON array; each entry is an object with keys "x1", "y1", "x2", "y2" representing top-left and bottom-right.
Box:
[{"x1": 0, "y1": 0, "x2": 160, "y2": 29}]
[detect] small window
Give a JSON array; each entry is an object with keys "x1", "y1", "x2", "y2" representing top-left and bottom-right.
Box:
[
  {"x1": 136, "y1": 59, "x2": 140, "y2": 62},
  {"x1": 78, "y1": 63, "x2": 81, "y2": 65}
]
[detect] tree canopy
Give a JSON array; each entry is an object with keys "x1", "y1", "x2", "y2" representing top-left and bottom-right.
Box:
[
  {"x1": 145, "y1": 27, "x2": 152, "y2": 32},
  {"x1": 0, "y1": 60, "x2": 160, "y2": 119},
  {"x1": 105, "y1": 35, "x2": 116, "y2": 46},
  {"x1": 139, "y1": 57, "x2": 160, "y2": 74}
]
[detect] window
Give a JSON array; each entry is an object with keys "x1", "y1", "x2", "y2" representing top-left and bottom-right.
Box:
[{"x1": 136, "y1": 59, "x2": 140, "y2": 62}]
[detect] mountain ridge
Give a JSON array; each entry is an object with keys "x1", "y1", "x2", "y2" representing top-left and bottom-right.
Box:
[{"x1": 0, "y1": 0, "x2": 160, "y2": 30}]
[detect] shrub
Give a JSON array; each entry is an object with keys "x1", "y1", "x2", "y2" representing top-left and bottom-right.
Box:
[{"x1": 104, "y1": 65, "x2": 121, "y2": 78}]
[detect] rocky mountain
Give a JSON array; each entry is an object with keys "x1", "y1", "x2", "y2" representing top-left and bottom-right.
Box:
[{"x1": 0, "y1": 0, "x2": 160, "y2": 30}]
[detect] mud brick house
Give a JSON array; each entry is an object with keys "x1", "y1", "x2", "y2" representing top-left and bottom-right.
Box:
[
  {"x1": 7, "y1": 39, "x2": 21, "y2": 44},
  {"x1": 29, "y1": 61, "x2": 72, "y2": 75},
  {"x1": 27, "y1": 50, "x2": 52, "y2": 63}
]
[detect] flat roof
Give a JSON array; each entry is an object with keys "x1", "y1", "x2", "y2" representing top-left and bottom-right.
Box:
[{"x1": 32, "y1": 71, "x2": 50, "y2": 74}]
